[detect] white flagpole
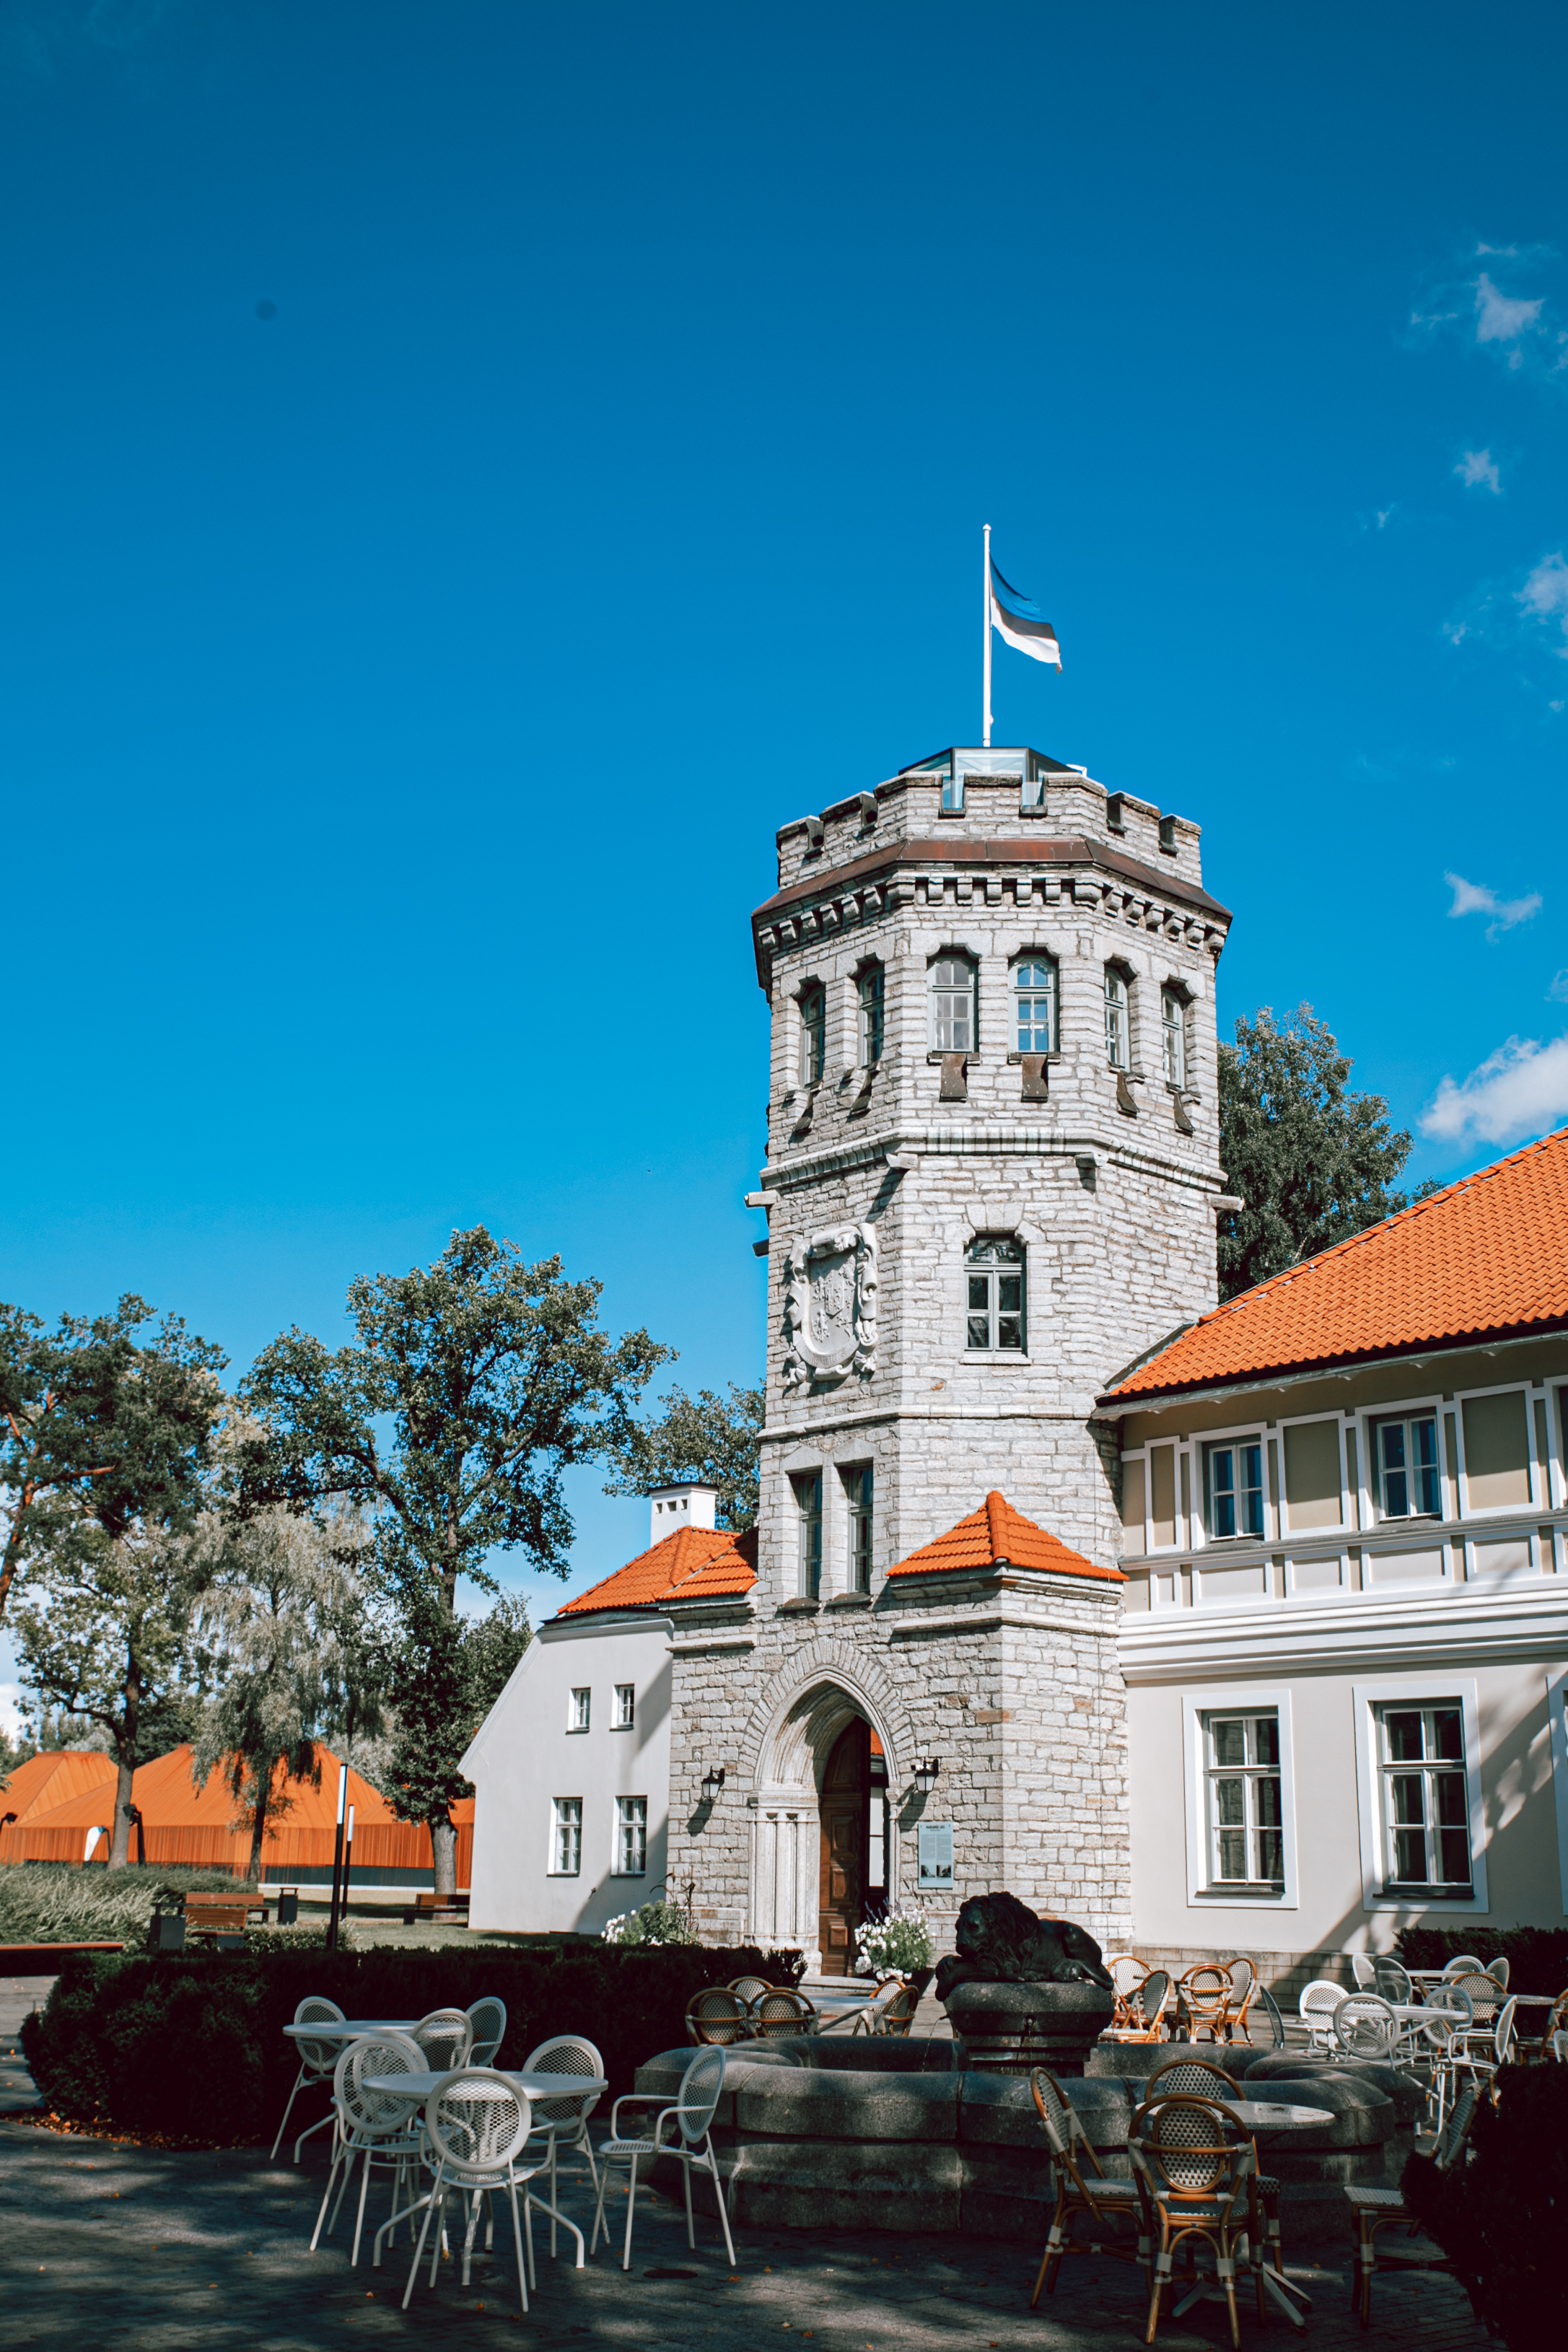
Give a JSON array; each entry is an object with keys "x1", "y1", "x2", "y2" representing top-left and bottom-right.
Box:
[{"x1": 981, "y1": 523, "x2": 992, "y2": 748}]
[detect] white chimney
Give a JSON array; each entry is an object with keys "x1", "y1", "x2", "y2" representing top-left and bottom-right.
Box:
[{"x1": 648, "y1": 1483, "x2": 719, "y2": 1546}]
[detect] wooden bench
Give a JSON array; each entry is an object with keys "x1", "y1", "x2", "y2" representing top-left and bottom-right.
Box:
[
  {"x1": 401, "y1": 1890, "x2": 471, "y2": 1927},
  {"x1": 185, "y1": 1892, "x2": 269, "y2": 1936}
]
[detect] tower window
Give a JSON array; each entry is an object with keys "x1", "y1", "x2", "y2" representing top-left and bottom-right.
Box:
[
  {"x1": 965, "y1": 1236, "x2": 1026, "y2": 1352},
  {"x1": 799, "y1": 984, "x2": 825, "y2": 1084},
  {"x1": 941, "y1": 771, "x2": 965, "y2": 813},
  {"x1": 857, "y1": 964, "x2": 885, "y2": 1066},
  {"x1": 1162, "y1": 989, "x2": 1187, "y2": 1090},
  {"x1": 793, "y1": 1470, "x2": 823, "y2": 1599},
  {"x1": 1104, "y1": 968, "x2": 1130, "y2": 1070},
  {"x1": 929, "y1": 956, "x2": 976, "y2": 1053},
  {"x1": 845, "y1": 1464, "x2": 874, "y2": 1592},
  {"x1": 1014, "y1": 958, "x2": 1058, "y2": 1054}
]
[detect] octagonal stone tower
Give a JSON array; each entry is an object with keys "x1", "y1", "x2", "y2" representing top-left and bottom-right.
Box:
[{"x1": 747, "y1": 746, "x2": 1233, "y2": 1597}]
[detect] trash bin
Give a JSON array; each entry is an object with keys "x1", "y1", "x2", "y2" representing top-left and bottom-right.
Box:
[{"x1": 277, "y1": 1889, "x2": 299, "y2": 1925}]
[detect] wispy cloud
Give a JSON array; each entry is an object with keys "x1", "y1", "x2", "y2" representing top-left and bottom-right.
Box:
[
  {"x1": 1445, "y1": 872, "x2": 1542, "y2": 936},
  {"x1": 1474, "y1": 271, "x2": 1544, "y2": 358},
  {"x1": 1454, "y1": 447, "x2": 1502, "y2": 494},
  {"x1": 1423, "y1": 1034, "x2": 1568, "y2": 1145},
  {"x1": 1409, "y1": 248, "x2": 1568, "y2": 384},
  {"x1": 1518, "y1": 552, "x2": 1568, "y2": 653},
  {"x1": 1444, "y1": 550, "x2": 1568, "y2": 670},
  {"x1": 1547, "y1": 972, "x2": 1568, "y2": 1005}
]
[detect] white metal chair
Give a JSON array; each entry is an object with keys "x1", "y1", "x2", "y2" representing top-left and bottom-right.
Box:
[
  {"x1": 1440, "y1": 1954, "x2": 1484, "y2": 1978},
  {"x1": 400, "y1": 2071, "x2": 583, "y2": 2314},
  {"x1": 465, "y1": 1997, "x2": 507, "y2": 2068},
  {"x1": 1350, "y1": 1954, "x2": 1376, "y2": 1991},
  {"x1": 1298, "y1": 1979, "x2": 1346, "y2": 2052},
  {"x1": 1551, "y1": 2029, "x2": 1568, "y2": 2063},
  {"x1": 1414, "y1": 1986, "x2": 1473, "y2": 2129},
  {"x1": 590, "y1": 2044, "x2": 737, "y2": 2272},
  {"x1": 1484, "y1": 1955, "x2": 1510, "y2": 1988},
  {"x1": 310, "y1": 2030, "x2": 426, "y2": 2266},
  {"x1": 273, "y1": 1996, "x2": 346, "y2": 2163},
  {"x1": 1333, "y1": 1992, "x2": 1398, "y2": 2060},
  {"x1": 411, "y1": 2008, "x2": 474, "y2": 2071},
  {"x1": 1447, "y1": 1992, "x2": 1517, "y2": 2103},
  {"x1": 520, "y1": 2034, "x2": 605, "y2": 2251}
]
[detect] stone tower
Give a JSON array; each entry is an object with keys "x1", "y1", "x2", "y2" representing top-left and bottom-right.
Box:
[{"x1": 664, "y1": 744, "x2": 1231, "y2": 1964}]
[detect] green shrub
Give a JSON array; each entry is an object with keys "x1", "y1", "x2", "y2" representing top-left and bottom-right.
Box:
[
  {"x1": 20, "y1": 1940, "x2": 805, "y2": 2141},
  {"x1": 602, "y1": 1899, "x2": 696, "y2": 1946},
  {"x1": 0, "y1": 1863, "x2": 257, "y2": 1949},
  {"x1": 1402, "y1": 2063, "x2": 1568, "y2": 2343},
  {"x1": 1396, "y1": 1924, "x2": 1568, "y2": 1998}
]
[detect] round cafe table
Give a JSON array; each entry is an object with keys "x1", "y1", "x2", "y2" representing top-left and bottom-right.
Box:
[
  {"x1": 364, "y1": 2069, "x2": 608, "y2": 2270},
  {"x1": 281, "y1": 2019, "x2": 421, "y2": 2042}
]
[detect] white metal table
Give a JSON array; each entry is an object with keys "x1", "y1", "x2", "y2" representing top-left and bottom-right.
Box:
[
  {"x1": 364, "y1": 2070, "x2": 607, "y2": 2271},
  {"x1": 282, "y1": 2019, "x2": 421, "y2": 2042}
]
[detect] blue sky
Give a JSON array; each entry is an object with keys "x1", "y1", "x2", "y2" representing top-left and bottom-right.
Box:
[{"x1": 2, "y1": 0, "x2": 1567, "y2": 1676}]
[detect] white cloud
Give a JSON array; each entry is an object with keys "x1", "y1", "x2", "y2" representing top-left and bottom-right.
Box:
[
  {"x1": 1444, "y1": 871, "x2": 1543, "y2": 935},
  {"x1": 1547, "y1": 972, "x2": 1568, "y2": 1005},
  {"x1": 1518, "y1": 551, "x2": 1568, "y2": 653},
  {"x1": 1423, "y1": 1033, "x2": 1568, "y2": 1144},
  {"x1": 0, "y1": 1682, "x2": 27, "y2": 1741},
  {"x1": 1455, "y1": 447, "x2": 1501, "y2": 494},
  {"x1": 1474, "y1": 271, "x2": 1544, "y2": 357}
]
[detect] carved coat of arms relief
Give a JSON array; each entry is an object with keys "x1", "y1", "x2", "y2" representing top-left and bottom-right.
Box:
[{"x1": 781, "y1": 1223, "x2": 879, "y2": 1388}]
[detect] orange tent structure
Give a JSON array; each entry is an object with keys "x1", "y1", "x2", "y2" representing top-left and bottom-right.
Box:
[{"x1": 0, "y1": 1742, "x2": 472, "y2": 1889}]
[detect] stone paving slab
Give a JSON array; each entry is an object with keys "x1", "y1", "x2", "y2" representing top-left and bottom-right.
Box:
[{"x1": 0, "y1": 2116, "x2": 1488, "y2": 2352}]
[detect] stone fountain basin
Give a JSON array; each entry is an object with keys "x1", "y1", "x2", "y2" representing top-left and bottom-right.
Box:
[{"x1": 631, "y1": 2037, "x2": 1399, "y2": 2237}]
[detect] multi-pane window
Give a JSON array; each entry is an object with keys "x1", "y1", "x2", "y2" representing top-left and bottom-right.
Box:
[
  {"x1": 930, "y1": 956, "x2": 976, "y2": 1052},
  {"x1": 1014, "y1": 959, "x2": 1057, "y2": 1054},
  {"x1": 799, "y1": 985, "x2": 826, "y2": 1084},
  {"x1": 551, "y1": 1797, "x2": 582, "y2": 1875},
  {"x1": 857, "y1": 965, "x2": 885, "y2": 1066},
  {"x1": 1378, "y1": 1706, "x2": 1471, "y2": 1892},
  {"x1": 1162, "y1": 989, "x2": 1187, "y2": 1090},
  {"x1": 965, "y1": 1237, "x2": 1025, "y2": 1352},
  {"x1": 1375, "y1": 1414, "x2": 1441, "y2": 1520},
  {"x1": 569, "y1": 1687, "x2": 591, "y2": 1731},
  {"x1": 1104, "y1": 969, "x2": 1130, "y2": 1070},
  {"x1": 615, "y1": 1683, "x2": 636, "y2": 1729},
  {"x1": 941, "y1": 770, "x2": 964, "y2": 813},
  {"x1": 614, "y1": 1796, "x2": 647, "y2": 1876},
  {"x1": 846, "y1": 1464, "x2": 874, "y2": 1593},
  {"x1": 794, "y1": 1470, "x2": 823, "y2": 1599},
  {"x1": 1206, "y1": 1440, "x2": 1264, "y2": 1539},
  {"x1": 1206, "y1": 1713, "x2": 1284, "y2": 1885}
]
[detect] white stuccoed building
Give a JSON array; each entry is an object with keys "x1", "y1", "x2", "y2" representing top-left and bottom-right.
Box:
[{"x1": 465, "y1": 742, "x2": 1568, "y2": 1991}]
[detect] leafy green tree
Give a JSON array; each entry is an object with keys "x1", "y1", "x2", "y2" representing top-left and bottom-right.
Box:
[
  {"x1": 605, "y1": 1381, "x2": 763, "y2": 1531},
  {"x1": 385, "y1": 1588, "x2": 531, "y2": 1844},
  {"x1": 13, "y1": 1520, "x2": 216, "y2": 1863},
  {"x1": 0, "y1": 1295, "x2": 226, "y2": 1626},
  {"x1": 192, "y1": 1505, "x2": 386, "y2": 1881},
  {"x1": 1218, "y1": 1005, "x2": 1437, "y2": 1300},
  {"x1": 238, "y1": 1229, "x2": 668, "y2": 1891}
]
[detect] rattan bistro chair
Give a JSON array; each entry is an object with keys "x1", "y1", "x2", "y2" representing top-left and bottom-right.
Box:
[
  {"x1": 274, "y1": 1995, "x2": 346, "y2": 2163},
  {"x1": 1129, "y1": 2095, "x2": 1261, "y2": 2349},
  {"x1": 686, "y1": 1988, "x2": 751, "y2": 2045},
  {"x1": 1346, "y1": 2084, "x2": 1479, "y2": 2327},
  {"x1": 1144, "y1": 2058, "x2": 1288, "y2": 2301},
  {"x1": 1219, "y1": 1958, "x2": 1258, "y2": 2043},
  {"x1": 752, "y1": 1989, "x2": 818, "y2": 2037},
  {"x1": 868, "y1": 1981, "x2": 921, "y2": 2037},
  {"x1": 726, "y1": 1975, "x2": 772, "y2": 2005},
  {"x1": 1108, "y1": 1956, "x2": 1152, "y2": 2028},
  {"x1": 591, "y1": 2045, "x2": 737, "y2": 2272},
  {"x1": 1028, "y1": 2066, "x2": 1148, "y2": 2301},
  {"x1": 1111, "y1": 1968, "x2": 1172, "y2": 2043},
  {"x1": 1178, "y1": 1965, "x2": 1235, "y2": 2045}
]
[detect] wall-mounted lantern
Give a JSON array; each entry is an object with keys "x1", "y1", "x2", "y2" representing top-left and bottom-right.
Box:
[
  {"x1": 913, "y1": 1757, "x2": 940, "y2": 1795},
  {"x1": 701, "y1": 1765, "x2": 727, "y2": 1801}
]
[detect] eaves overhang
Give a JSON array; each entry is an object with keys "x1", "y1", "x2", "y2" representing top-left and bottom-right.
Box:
[{"x1": 1093, "y1": 1315, "x2": 1568, "y2": 1420}]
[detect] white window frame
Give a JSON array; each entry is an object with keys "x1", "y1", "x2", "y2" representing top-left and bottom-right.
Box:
[
  {"x1": 1199, "y1": 1427, "x2": 1268, "y2": 1546},
  {"x1": 1351, "y1": 1676, "x2": 1488, "y2": 1914},
  {"x1": 844, "y1": 1463, "x2": 874, "y2": 1593},
  {"x1": 1368, "y1": 1404, "x2": 1444, "y2": 1526},
  {"x1": 1160, "y1": 987, "x2": 1187, "y2": 1090},
  {"x1": 569, "y1": 1687, "x2": 591, "y2": 1733},
  {"x1": 1012, "y1": 954, "x2": 1059, "y2": 1056},
  {"x1": 798, "y1": 982, "x2": 826, "y2": 1085},
  {"x1": 1453, "y1": 1380, "x2": 1541, "y2": 1521},
  {"x1": 965, "y1": 1236, "x2": 1027, "y2": 1354},
  {"x1": 1181, "y1": 1686, "x2": 1297, "y2": 1910},
  {"x1": 1104, "y1": 966, "x2": 1130, "y2": 1070},
  {"x1": 794, "y1": 1469, "x2": 823, "y2": 1600},
  {"x1": 613, "y1": 1795, "x2": 647, "y2": 1877},
  {"x1": 1547, "y1": 1669, "x2": 1568, "y2": 1914},
  {"x1": 857, "y1": 962, "x2": 885, "y2": 1067},
  {"x1": 614, "y1": 1682, "x2": 636, "y2": 1730},
  {"x1": 549, "y1": 1796, "x2": 582, "y2": 1877},
  {"x1": 1277, "y1": 1410, "x2": 1350, "y2": 1538},
  {"x1": 928, "y1": 952, "x2": 977, "y2": 1053}
]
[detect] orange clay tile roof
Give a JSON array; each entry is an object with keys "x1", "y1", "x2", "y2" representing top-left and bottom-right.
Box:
[
  {"x1": 558, "y1": 1523, "x2": 758, "y2": 1617},
  {"x1": 1105, "y1": 1126, "x2": 1568, "y2": 1404},
  {"x1": 887, "y1": 1490, "x2": 1124, "y2": 1583}
]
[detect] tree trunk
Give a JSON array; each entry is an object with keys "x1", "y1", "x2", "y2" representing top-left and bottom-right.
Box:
[
  {"x1": 248, "y1": 1758, "x2": 270, "y2": 1885},
  {"x1": 109, "y1": 1655, "x2": 142, "y2": 1868},
  {"x1": 431, "y1": 1812, "x2": 457, "y2": 1897}
]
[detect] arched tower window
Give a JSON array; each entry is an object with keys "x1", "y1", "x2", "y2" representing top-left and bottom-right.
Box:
[
  {"x1": 1104, "y1": 966, "x2": 1131, "y2": 1070},
  {"x1": 1013, "y1": 956, "x2": 1058, "y2": 1054},
  {"x1": 857, "y1": 963, "x2": 885, "y2": 1067},
  {"x1": 965, "y1": 1236, "x2": 1025, "y2": 1352},
  {"x1": 798, "y1": 983, "x2": 825, "y2": 1084},
  {"x1": 929, "y1": 955, "x2": 976, "y2": 1053}
]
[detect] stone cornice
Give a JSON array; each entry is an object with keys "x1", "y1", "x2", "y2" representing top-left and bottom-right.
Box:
[
  {"x1": 1116, "y1": 1581, "x2": 1568, "y2": 1679},
  {"x1": 760, "y1": 1126, "x2": 1229, "y2": 1194}
]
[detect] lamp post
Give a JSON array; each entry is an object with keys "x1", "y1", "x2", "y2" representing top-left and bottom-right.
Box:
[{"x1": 326, "y1": 1763, "x2": 348, "y2": 1954}]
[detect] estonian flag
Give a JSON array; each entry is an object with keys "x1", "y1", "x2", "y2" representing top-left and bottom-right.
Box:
[{"x1": 990, "y1": 561, "x2": 1063, "y2": 671}]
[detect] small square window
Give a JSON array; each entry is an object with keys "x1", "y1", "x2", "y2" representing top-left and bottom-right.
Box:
[
  {"x1": 551, "y1": 1798, "x2": 582, "y2": 1876},
  {"x1": 615, "y1": 1683, "x2": 636, "y2": 1729},
  {"x1": 569, "y1": 1687, "x2": 591, "y2": 1732}
]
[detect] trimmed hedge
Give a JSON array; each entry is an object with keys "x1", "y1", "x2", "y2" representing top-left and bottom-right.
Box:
[
  {"x1": 20, "y1": 1941, "x2": 805, "y2": 2143},
  {"x1": 1403, "y1": 2062, "x2": 1568, "y2": 2343},
  {"x1": 1396, "y1": 1924, "x2": 1568, "y2": 1998}
]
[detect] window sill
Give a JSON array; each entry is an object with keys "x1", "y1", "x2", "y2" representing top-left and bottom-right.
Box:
[
  {"x1": 1197, "y1": 1884, "x2": 1287, "y2": 1900},
  {"x1": 1380, "y1": 1885, "x2": 1474, "y2": 1902},
  {"x1": 566, "y1": 1727, "x2": 590, "y2": 1735},
  {"x1": 825, "y1": 1591, "x2": 872, "y2": 1610},
  {"x1": 779, "y1": 1596, "x2": 820, "y2": 1615},
  {"x1": 964, "y1": 1352, "x2": 1032, "y2": 1365},
  {"x1": 1007, "y1": 1051, "x2": 1062, "y2": 1065},
  {"x1": 546, "y1": 1873, "x2": 581, "y2": 1881},
  {"x1": 927, "y1": 1051, "x2": 984, "y2": 1064}
]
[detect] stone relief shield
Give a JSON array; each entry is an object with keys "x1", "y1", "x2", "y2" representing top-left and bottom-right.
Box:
[{"x1": 781, "y1": 1223, "x2": 878, "y2": 1386}]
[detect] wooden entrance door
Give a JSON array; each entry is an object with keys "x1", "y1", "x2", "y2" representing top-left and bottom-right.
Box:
[{"x1": 818, "y1": 1720, "x2": 869, "y2": 1967}]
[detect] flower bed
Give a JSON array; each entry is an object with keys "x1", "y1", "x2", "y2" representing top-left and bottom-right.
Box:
[{"x1": 19, "y1": 1941, "x2": 803, "y2": 2143}]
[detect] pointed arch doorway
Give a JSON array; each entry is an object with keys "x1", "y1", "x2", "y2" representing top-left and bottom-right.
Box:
[{"x1": 818, "y1": 1719, "x2": 890, "y2": 1968}]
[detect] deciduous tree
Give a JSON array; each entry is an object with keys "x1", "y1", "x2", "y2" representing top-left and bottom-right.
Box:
[{"x1": 605, "y1": 1381, "x2": 763, "y2": 1531}]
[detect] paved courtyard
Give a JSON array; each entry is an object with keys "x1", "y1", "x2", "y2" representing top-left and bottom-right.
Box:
[{"x1": 0, "y1": 1978, "x2": 1486, "y2": 2352}]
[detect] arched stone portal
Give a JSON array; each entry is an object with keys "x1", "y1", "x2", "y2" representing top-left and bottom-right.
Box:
[
  {"x1": 746, "y1": 1670, "x2": 900, "y2": 1963},
  {"x1": 818, "y1": 1718, "x2": 890, "y2": 1967}
]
